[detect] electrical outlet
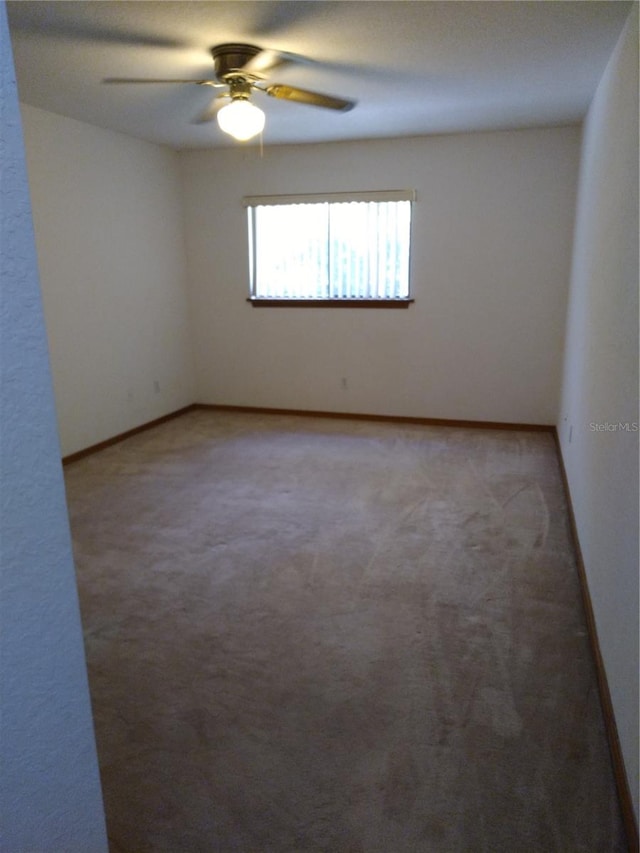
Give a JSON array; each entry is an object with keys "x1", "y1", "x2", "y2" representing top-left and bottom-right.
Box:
[
  {"x1": 154, "y1": 380, "x2": 160, "y2": 394},
  {"x1": 341, "y1": 377, "x2": 347, "y2": 390}
]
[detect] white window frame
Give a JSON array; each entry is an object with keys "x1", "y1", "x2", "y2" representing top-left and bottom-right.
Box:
[{"x1": 244, "y1": 190, "x2": 415, "y2": 307}]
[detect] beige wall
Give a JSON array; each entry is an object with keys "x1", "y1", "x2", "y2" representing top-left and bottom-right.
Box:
[
  {"x1": 0, "y1": 3, "x2": 107, "y2": 846},
  {"x1": 21, "y1": 104, "x2": 195, "y2": 457},
  {"x1": 558, "y1": 6, "x2": 639, "y2": 823},
  {"x1": 180, "y1": 126, "x2": 580, "y2": 424},
  {"x1": 21, "y1": 114, "x2": 581, "y2": 443}
]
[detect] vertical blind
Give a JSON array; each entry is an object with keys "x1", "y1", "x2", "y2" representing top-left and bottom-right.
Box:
[{"x1": 245, "y1": 191, "x2": 414, "y2": 300}]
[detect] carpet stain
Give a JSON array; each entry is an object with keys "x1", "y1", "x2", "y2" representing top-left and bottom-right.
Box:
[{"x1": 382, "y1": 745, "x2": 420, "y2": 820}]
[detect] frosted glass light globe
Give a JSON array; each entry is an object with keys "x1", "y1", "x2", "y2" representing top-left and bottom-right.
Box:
[{"x1": 217, "y1": 99, "x2": 265, "y2": 141}]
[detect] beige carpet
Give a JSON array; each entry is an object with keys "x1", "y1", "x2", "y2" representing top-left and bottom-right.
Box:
[{"x1": 64, "y1": 410, "x2": 626, "y2": 852}]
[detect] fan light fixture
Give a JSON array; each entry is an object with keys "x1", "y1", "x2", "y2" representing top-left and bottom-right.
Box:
[
  {"x1": 104, "y1": 43, "x2": 356, "y2": 142},
  {"x1": 217, "y1": 97, "x2": 265, "y2": 141}
]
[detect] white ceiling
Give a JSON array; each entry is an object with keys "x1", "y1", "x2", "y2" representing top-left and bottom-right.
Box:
[{"x1": 6, "y1": 1, "x2": 633, "y2": 150}]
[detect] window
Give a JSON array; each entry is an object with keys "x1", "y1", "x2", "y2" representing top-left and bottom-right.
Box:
[{"x1": 245, "y1": 190, "x2": 415, "y2": 306}]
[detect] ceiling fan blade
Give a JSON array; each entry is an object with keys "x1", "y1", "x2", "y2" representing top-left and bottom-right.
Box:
[
  {"x1": 191, "y1": 95, "x2": 228, "y2": 125},
  {"x1": 264, "y1": 84, "x2": 356, "y2": 112},
  {"x1": 242, "y1": 48, "x2": 301, "y2": 76},
  {"x1": 242, "y1": 49, "x2": 282, "y2": 76},
  {"x1": 103, "y1": 78, "x2": 219, "y2": 86},
  {"x1": 251, "y1": 2, "x2": 323, "y2": 38}
]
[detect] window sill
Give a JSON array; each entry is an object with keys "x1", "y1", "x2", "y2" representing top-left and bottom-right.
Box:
[{"x1": 247, "y1": 298, "x2": 414, "y2": 309}]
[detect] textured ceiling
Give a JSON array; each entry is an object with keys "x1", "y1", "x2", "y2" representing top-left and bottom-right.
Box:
[{"x1": 6, "y1": 1, "x2": 633, "y2": 149}]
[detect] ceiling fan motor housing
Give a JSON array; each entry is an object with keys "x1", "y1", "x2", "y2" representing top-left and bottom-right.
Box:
[{"x1": 211, "y1": 43, "x2": 262, "y2": 82}]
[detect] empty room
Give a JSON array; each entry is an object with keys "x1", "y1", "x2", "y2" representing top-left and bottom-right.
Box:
[{"x1": 2, "y1": 1, "x2": 638, "y2": 851}]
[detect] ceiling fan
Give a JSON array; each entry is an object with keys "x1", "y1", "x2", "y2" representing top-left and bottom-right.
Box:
[{"x1": 105, "y1": 43, "x2": 357, "y2": 141}]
